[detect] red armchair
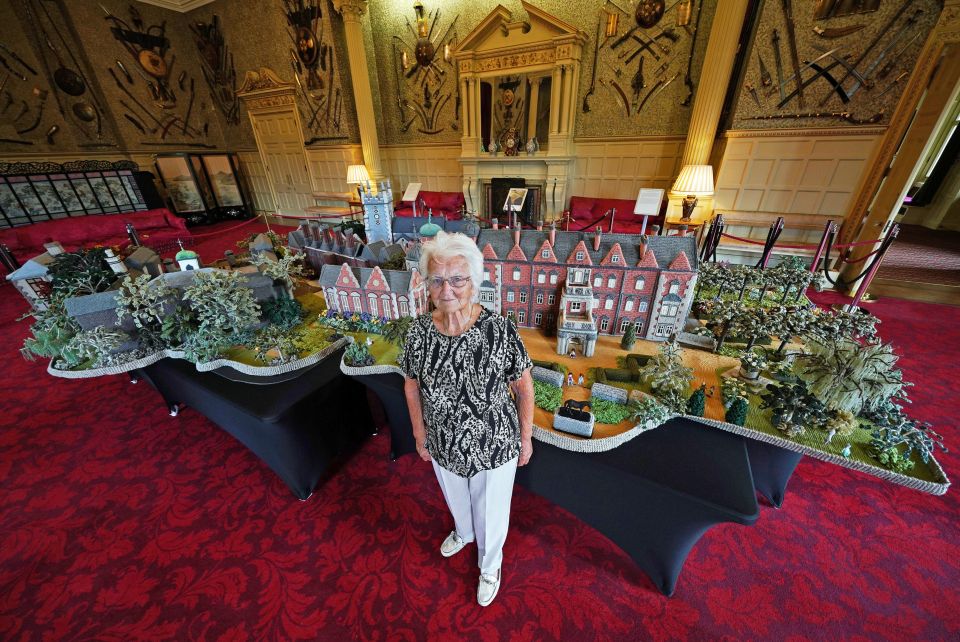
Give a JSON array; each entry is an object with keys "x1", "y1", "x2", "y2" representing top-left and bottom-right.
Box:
[
  {"x1": 0, "y1": 209, "x2": 191, "y2": 261},
  {"x1": 394, "y1": 190, "x2": 465, "y2": 220},
  {"x1": 567, "y1": 196, "x2": 666, "y2": 235}
]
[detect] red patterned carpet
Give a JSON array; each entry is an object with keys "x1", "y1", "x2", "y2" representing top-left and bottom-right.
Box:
[{"x1": 2, "y1": 224, "x2": 960, "y2": 640}]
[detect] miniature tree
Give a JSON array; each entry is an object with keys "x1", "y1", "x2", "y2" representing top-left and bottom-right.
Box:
[
  {"x1": 115, "y1": 274, "x2": 177, "y2": 350},
  {"x1": 796, "y1": 339, "x2": 909, "y2": 416},
  {"x1": 48, "y1": 248, "x2": 116, "y2": 296},
  {"x1": 262, "y1": 296, "x2": 304, "y2": 330},
  {"x1": 726, "y1": 396, "x2": 749, "y2": 426},
  {"x1": 61, "y1": 326, "x2": 131, "y2": 369},
  {"x1": 620, "y1": 322, "x2": 637, "y2": 350},
  {"x1": 343, "y1": 340, "x2": 375, "y2": 367},
  {"x1": 250, "y1": 252, "x2": 305, "y2": 298},
  {"x1": 759, "y1": 381, "x2": 829, "y2": 437},
  {"x1": 805, "y1": 308, "x2": 879, "y2": 346},
  {"x1": 772, "y1": 304, "x2": 816, "y2": 355},
  {"x1": 732, "y1": 264, "x2": 753, "y2": 301},
  {"x1": 870, "y1": 410, "x2": 947, "y2": 473},
  {"x1": 20, "y1": 292, "x2": 81, "y2": 363},
  {"x1": 181, "y1": 270, "x2": 261, "y2": 362},
  {"x1": 382, "y1": 315, "x2": 414, "y2": 345},
  {"x1": 639, "y1": 340, "x2": 693, "y2": 412},
  {"x1": 686, "y1": 384, "x2": 706, "y2": 417}
]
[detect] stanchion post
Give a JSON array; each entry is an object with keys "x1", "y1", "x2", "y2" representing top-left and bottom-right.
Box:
[
  {"x1": 809, "y1": 220, "x2": 836, "y2": 274},
  {"x1": 848, "y1": 224, "x2": 899, "y2": 311}
]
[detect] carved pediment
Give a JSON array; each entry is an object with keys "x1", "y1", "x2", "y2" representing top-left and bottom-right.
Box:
[
  {"x1": 453, "y1": 1, "x2": 587, "y2": 73},
  {"x1": 237, "y1": 68, "x2": 294, "y2": 96}
]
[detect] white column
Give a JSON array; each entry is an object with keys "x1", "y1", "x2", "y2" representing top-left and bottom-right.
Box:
[
  {"x1": 333, "y1": 0, "x2": 383, "y2": 180},
  {"x1": 526, "y1": 78, "x2": 541, "y2": 141}
]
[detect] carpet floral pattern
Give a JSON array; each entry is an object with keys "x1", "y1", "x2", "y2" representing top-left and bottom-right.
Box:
[{"x1": 1, "y1": 223, "x2": 959, "y2": 640}]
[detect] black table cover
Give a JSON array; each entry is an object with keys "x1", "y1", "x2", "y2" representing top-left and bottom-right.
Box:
[{"x1": 138, "y1": 349, "x2": 373, "y2": 500}]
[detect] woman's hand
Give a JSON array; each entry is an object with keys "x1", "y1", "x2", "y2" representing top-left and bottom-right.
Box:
[
  {"x1": 416, "y1": 440, "x2": 432, "y2": 462},
  {"x1": 518, "y1": 437, "x2": 533, "y2": 466}
]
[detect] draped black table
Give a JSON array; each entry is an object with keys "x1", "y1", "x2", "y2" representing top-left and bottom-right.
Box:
[
  {"x1": 137, "y1": 347, "x2": 374, "y2": 500},
  {"x1": 348, "y1": 370, "x2": 771, "y2": 596}
]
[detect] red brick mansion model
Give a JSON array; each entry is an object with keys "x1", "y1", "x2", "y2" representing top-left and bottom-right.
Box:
[{"x1": 475, "y1": 227, "x2": 698, "y2": 357}]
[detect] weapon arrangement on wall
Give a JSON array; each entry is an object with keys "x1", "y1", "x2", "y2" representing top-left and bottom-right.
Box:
[
  {"x1": 1, "y1": 0, "x2": 119, "y2": 147},
  {"x1": 744, "y1": 0, "x2": 929, "y2": 125},
  {"x1": 585, "y1": 0, "x2": 704, "y2": 118},
  {"x1": 392, "y1": 1, "x2": 459, "y2": 135},
  {"x1": 190, "y1": 15, "x2": 239, "y2": 126},
  {"x1": 100, "y1": 3, "x2": 203, "y2": 143},
  {"x1": 281, "y1": 0, "x2": 341, "y2": 136}
]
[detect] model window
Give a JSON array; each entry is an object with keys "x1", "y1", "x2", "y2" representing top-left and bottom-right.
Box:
[
  {"x1": 571, "y1": 301, "x2": 582, "y2": 312},
  {"x1": 576, "y1": 251, "x2": 585, "y2": 261},
  {"x1": 399, "y1": 298, "x2": 409, "y2": 316},
  {"x1": 593, "y1": 274, "x2": 602, "y2": 287},
  {"x1": 507, "y1": 310, "x2": 516, "y2": 320},
  {"x1": 519, "y1": 291, "x2": 527, "y2": 303},
  {"x1": 620, "y1": 318, "x2": 631, "y2": 333},
  {"x1": 541, "y1": 249, "x2": 550, "y2": 258},
  {"x1": 367, "y1": 294, "x2": 378, "y2": 316},
  {"x1": 662, "y1": 304, "x2": 678, "y2": 317},
  {"x1": 480, "y1": 291, "x2": 494, "y2": 303},
  {"x1": 484, "y1": 269, "x2": 490, "y2": 281},
  {"x1": 634, "y1": 320, "x2": 644, "y2": 332},
  {"x1": 513, "y1": 268, "x2": 521, "y2": 281},
  {"x1": 611, "y1": 254, "x2": 620, "y2": 263},
  {"x1": 339, "y1": 292, "x2": 349, "y2": 311},
  {"x1": 625, "y1": 299, "x2": 634, "y2": 311},
  {"x1": 548, "y1": 294, "x2": 556, "y2": 305},
  {"x1": 669, "y1": 280, "x2": 680, "y2": 295},
  {"x1": 536, "y1": 292, "x2": 544, "y2": 304},
  {"x1": 607, "y1": 276, "x2": 616, "y2": 288},
  {"x1": 639, "y1": 301, "x2": 648, "y2": 312},
  {"x1": 604, "y1": 297, "x2": 613, "y2": 310},
  {"x1": 351, "y1": 292, "x2": 362, "y2": 312},
  {"x1": 600, "y1": 317, "x2": 609, "y2": 331},
  {"x1": 546, "y1": 313, "x2": 555, "y2": 327},
  {"x1": 635, "y1": 277, "x2": 645, "y2": 290},
  {"x1": 538, "y1": 272, "x2": 546, "y2": 284},
  {"x1": 518, "y1": 310, "x2": 525, "y2": 323},
  {"x1": 506, "y1": 291, "x2": 515, "y2": 303},
  {"x1": 549, "y1": 273, "x2": 558, "y2": 284},
  {"x1": 535, "y1": 312, "x2": 543, "y2": 325}
]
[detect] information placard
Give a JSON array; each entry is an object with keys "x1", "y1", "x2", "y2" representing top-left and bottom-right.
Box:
[
  {"x1": 401, "y1": 182, "x2": 422, "y2": 202},
  {"x1": 634, "y1": 188, "x2": 664, "y2": 216}
]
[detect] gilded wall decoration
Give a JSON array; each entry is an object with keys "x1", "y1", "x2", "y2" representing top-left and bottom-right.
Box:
[
  {"x1": 391, "y1": 1, "x2": 459, "y2": 135},
  {"x1": 731, "y1": 0, "x2": 941, "y2": 130},
  {"x1": 281, "y1": 0, "x2": 344, "y2": 139}
]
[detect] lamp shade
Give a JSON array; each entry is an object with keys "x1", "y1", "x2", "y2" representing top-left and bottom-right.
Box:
[
  {"x1": 671, "y1": 164, "x2": 714, "y2": 196},
  {"x1": 346, "y1": 164, "x2": 370, "y2": 185}
]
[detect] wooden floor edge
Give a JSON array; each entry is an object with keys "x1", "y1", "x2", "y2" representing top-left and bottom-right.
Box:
[{"x1": 868, "y1": 278, "x2": 960, "y2": 306}]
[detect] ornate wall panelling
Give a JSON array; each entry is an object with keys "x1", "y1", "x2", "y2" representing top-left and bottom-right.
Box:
[
  {"x1": 306, "y1": 143, "x2": 363, "y2": 192},
  {"x1": 731, "y1": 0, "x2": 941, "y2": 130},
  {"x1": 283, "y1": 0, "x2": 346, "y2": 142},
  {"x1": 391, "y1": 1, "x2": 460, "y2": 136},
  {"x1": 568, "y1": 136, "x2": 685, "y2": 198},
  {"x1": 235, "y1": 151, "x2": 273, "y2": 214},
  {"x1": 1, "y1": 0, "x2": 121, "y2": 152},
  {"x1": 190, "y1": 15, "x2": 240, "y2": 127},
  {"x1": 575, "y1": 0, "x2": 719, "y2": 137},
  {"x1": 99, "y1": 3, "x2": 214, "y2": 150},
  {"x1": 380, "y1": 143, "x2": 463, "y2": 193}
]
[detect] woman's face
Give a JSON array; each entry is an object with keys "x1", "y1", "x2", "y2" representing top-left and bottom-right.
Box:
[{"x1": 428, "y1": 257, "x2": 474, "y2": 314}]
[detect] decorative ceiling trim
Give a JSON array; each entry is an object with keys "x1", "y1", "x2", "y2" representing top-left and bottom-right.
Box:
[
  {"x1": 724, "y1": 126, "x2": 886, "y2": 139},
  {"x1": 135, "y1": 0, "x2": 216, "y2": 13}
]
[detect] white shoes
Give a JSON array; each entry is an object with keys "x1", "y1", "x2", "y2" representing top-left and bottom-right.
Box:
[
  {"x1": 440, "y1": 531, "x2": 468, "y2": 557},
  {"x1": 477, "y1": 569, "x2": 501, "y2": 607}
]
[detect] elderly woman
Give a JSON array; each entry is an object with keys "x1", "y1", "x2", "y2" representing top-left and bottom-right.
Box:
[{"x1": 400, "y1": 230, "x2": 534, "y2": 607}]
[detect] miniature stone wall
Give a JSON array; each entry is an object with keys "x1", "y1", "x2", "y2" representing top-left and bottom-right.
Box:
[
  {"x1": 532, "y1": 365, "x2": 564, "y2": 388},
  {"x1": 591, "y1": 382, "x2": 628, "y2": 404}
]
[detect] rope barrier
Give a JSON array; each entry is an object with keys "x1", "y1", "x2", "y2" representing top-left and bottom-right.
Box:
[
  {"x1": 720, "y1": 231, "x2": 885, "y2": 251},
  {"x1": 187, "y1": 216, "x2": 266, "y2": 240},
  {"x1": 839, "y1": 247, "x2": 882, "y2": 264}
]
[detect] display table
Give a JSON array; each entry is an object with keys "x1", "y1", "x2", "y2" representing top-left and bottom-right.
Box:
[
  {"x1": 345, "y1": 369, "x2": 768, "y2": 595},
  {"x1": 137, "y1": 347, "x2": 374, "y2": 500}
]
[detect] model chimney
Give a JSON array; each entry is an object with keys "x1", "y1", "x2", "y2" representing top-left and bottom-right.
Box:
[
  {"x1": 492, "y1": 217, "x2": 499, "y2": 230},
  {"x1": 345, "y1": 228, "x2": 356, "y2": 249},
  {"x1": 549, "y1": 222, "x2": 556, "y2": 247},
  {"x1": 593, "y1": 227, "x2": 602, "y2": 251},
  {"x1": 536, "y1": 219, "x2": 543, "y2": 231},
  {"x1": 677, "y1": 224, "x2": 689, "y2": 237},
  {"x1": 513, "y1": 224, "x2": 521, "y2": 248},
  {"x1": 638, "y1": 235, "x2": 648, "y2": 261}
]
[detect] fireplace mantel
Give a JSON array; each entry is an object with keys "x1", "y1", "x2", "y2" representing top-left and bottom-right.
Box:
[{"x1": 452, "y1": 1, "x2": 587, "y2": 222}]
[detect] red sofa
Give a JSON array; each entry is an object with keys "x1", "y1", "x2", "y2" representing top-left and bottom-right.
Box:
[
  {"x1": 0, "y1": 209, "x2": 191, "y2": 261},
  {"x1": 567, "y1": 196, "x2": 666, "y2": 235},
  {"x1": 394, "y1": 190, "x2": 465, "y2": 220}
]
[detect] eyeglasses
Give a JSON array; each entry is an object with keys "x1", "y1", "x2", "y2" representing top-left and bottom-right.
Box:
[{"x1": 427, "y1": 275, "x2": 471, "y2": 290}]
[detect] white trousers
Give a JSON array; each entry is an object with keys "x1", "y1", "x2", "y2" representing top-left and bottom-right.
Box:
[{"x1": 432, "y1": 457, "x2": 518, "y2": 576}]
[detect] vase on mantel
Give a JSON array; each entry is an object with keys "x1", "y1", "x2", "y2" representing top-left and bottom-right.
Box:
[{"x1": 525, "y1": 137, "x2": 539, "y2": 155}]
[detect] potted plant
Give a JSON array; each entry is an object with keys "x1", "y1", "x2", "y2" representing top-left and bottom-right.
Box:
[{"x1": 740, "y1": 350, "x2": 767, "y2": 380}]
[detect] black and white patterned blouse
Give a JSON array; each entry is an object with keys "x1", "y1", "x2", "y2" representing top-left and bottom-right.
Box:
[{"x1": 400, "y1": 307, "x2": 533, "y2": 477}]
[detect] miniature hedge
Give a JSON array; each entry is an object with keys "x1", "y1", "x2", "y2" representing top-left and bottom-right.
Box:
[{"x1": 533, "y1": 380, "x2": 563, "y2": 412}]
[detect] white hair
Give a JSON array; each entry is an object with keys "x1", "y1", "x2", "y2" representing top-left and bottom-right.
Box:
[{"x1": 419, "y1": 230, "x2": 484, "y2": 303}]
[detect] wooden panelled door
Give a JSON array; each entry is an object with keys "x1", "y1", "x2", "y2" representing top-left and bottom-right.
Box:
[{"x1": 250, "y1": 111, "x2": 314, "y2": 217}]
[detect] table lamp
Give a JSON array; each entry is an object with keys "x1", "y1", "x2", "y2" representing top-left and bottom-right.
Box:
[
  {"x1": 346, "y1": 164, "x2": 371, "y2": 198},
  {"x1": 670, "y1": 164, "x2": 714, "y2": 223}
]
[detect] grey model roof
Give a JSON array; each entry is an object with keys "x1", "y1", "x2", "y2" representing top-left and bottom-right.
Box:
[
  {"x1": 475, "y1": 229, "x2": 698, "y2": 271},
  {"x1": 64, "y1": 290, "x2": 121, "y2": 317},
  {"x1": 319, "y1": 263, "x2": 414, "y2": 292},
  {"x1": 5, "y1": 252, "x2": 56, "y2": 281},
  {"x1": 124, "y1": 247, "x2": 160, "y2": 270},
  {"x1": 391, "y1": 216, "x2": 480, "y2": 239}
]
